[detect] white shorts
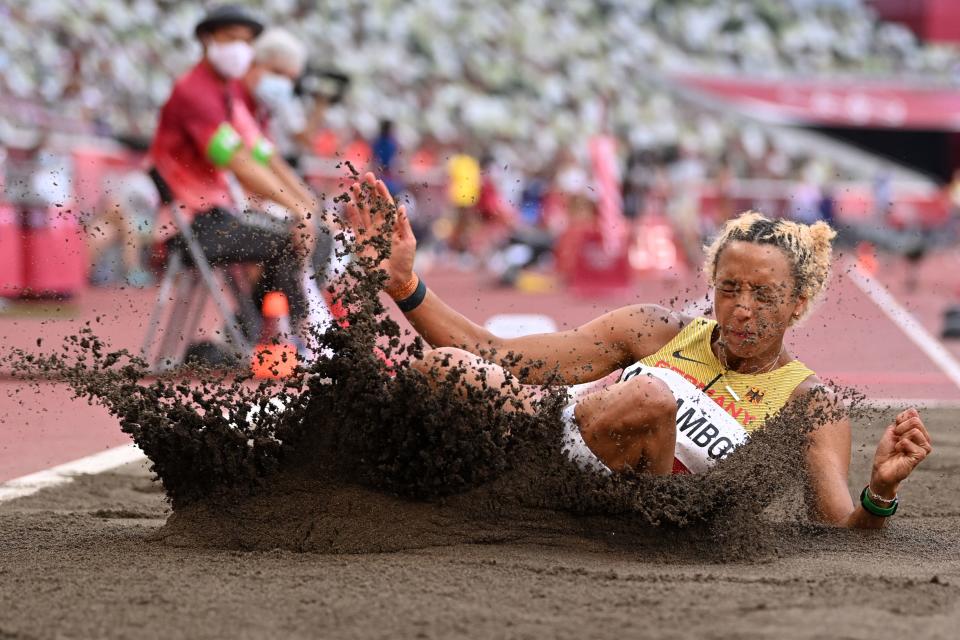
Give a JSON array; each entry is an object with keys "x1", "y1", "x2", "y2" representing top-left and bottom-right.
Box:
[{"x1": 561, "y1": 364, "x2": 750, "y2": 474}]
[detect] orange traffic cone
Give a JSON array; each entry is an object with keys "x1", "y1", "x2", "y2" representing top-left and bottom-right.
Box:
[{"x1": 251, "y1": 291, "x2": 298, "y2": 379}]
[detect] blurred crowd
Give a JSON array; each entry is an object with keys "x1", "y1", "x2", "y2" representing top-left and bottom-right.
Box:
[
  {"x1": 3, "y1": 0, "x2": 957, "y2": 150},
  {"x1": 655, "y1": 0, "x2": 957, "y2": 76}
]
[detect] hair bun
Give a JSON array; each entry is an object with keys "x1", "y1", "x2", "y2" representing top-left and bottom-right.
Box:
[
  {"x1": 808, "y1": 221, "x2": 838, "y2": 248},
  {"x1": 703, "y1": 211, "x2": 837, "y2": 323}
]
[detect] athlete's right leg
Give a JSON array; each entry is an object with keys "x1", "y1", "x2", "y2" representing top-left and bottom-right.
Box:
[
  {"x1": 413, "y1": 348, "x2": 676, "y2": 474},
  {"x1": 571, "y1": 375, "x2": 676, "y2": 474}
]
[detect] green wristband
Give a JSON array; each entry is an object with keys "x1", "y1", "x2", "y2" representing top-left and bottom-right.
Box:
[{"x1": 860, "y1": 486, "x2": 898, "y2": 517}]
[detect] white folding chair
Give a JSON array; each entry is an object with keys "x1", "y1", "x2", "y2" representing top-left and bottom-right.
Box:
[{"x1": 140, "y1": 170, "x2": 259, "y2": 372}]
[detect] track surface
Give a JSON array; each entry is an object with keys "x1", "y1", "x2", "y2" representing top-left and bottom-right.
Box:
[{"x1": 2, "y1": 251, "x2": 959, "y2": 482}]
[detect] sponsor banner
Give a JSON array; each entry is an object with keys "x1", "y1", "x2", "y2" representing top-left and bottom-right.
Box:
[{"x1": 674, "y1": 73, "x2": 960, "y2": 131}]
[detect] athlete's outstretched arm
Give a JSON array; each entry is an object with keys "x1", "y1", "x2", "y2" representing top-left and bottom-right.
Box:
[
  {"x1": 343, "y1": 173, "x2": 684, "y2": 384},
  {"x1": 406, "y1": 295, "x2": 682, "y2": 384},
  {"x1": 801, "y1": 382, "x2": 932, "y2": 528}
]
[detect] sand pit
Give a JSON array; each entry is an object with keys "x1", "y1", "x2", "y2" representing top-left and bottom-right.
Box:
[
  {"x1": 0, "y1": 218, "x2": 854, "y2": 561},
  {"x1": 4, "y1": 317, "x2": 838, "y2": 563},
  {"x1": 2, "y1": 327, "x2": 957, "y2": 637},
  {"x1": 1, "y1": 407, "x2": 958, "y2": 639}
]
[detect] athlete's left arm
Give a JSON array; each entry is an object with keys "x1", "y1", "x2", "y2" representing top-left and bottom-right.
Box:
[{"x1": 798, "y1": 379, "x2": 933, "y2": 528}]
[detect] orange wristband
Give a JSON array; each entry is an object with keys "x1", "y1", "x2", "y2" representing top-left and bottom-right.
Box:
[{"x1": 386, "y1": 274, "x2": 419, "y2": 301}]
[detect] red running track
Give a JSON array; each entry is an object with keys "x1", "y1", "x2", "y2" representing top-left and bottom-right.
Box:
[{"x1": 2, "y1": 255, "x2": 959, "y2": 483}]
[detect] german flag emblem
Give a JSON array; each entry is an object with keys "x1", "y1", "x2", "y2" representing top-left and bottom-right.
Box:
[{"x1": 746, "y1": 386, "x2": 765, "y2": 404}]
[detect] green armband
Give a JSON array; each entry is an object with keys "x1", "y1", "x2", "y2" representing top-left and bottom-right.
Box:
[
  {"x1": 251, "y1": 137, "x2": 275, "y2": 165},
  {"x1": 207, "y1": 123, "x2": 243, "y2": 167}
]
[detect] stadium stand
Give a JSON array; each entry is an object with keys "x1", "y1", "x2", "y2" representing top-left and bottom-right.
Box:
[{"x1": 2, "y1": 0, "x2": 956, "y2": 154}]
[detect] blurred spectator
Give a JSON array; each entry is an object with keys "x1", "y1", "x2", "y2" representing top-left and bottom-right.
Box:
[
  {"x1": 3, "y1": 132, "x2": 49, "y2": 211},
  {"x1": 149, "y1": 6, "x2": 317, "y2": 336},
  {"x1": 873, "y1": 170, "x2": 893, "y2": 221},
  {"x1": 370, "y1": 119, "x2": 400, "y2": 191},
  {"x1": 518, "y1": 171, "x2": 548, "y2": 227},
  {"x1": 479, "y1": 155, "x2": 554, "y2": 286},
  {"x1": 789, "y1": 167, "x2": 823, "y2": 225},
  {"x1": 3, "y1": 130, "x2": 72, "y2": 240},
  {"x1": 713, "y1": 163, "x2": 736, "y2": 225},
  {"x1": 446, "y1": 149, "x2": 481, "y2": 253},
  {"x1": 88, "y1": 170, "x2": 158, "y2": 287},
  {"x1": 818, "y1": 185, "x2": 837, "y2": 225},
  {"x1": 667, "y1": 142, "x2": 707, "y2": 264},
  {"x1": 550, "y1": 158, "x2": 599, "y2": 278},
  {"x1": 477, "y1": 155, "x2": 516, "y2": 229},
  {"x1": 245, "y1": 27, "x2": 319, "y2": 170},
  {"x1": 622, "y1": 149, "x2": 657, "y2": 222}
]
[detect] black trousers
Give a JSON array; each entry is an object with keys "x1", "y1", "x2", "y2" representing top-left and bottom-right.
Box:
[{"x1": 169, "y1": 207, "x2": 306, "y2": 322}]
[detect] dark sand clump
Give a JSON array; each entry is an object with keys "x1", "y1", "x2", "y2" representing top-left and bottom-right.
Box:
[{"x1": 5, "y1": 184, "x2": 861, "y2": 559}]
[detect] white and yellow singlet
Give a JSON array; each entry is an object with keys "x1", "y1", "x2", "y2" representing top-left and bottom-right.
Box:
[{"x1": 562, "y1": 317, "x2": 815, "y2": 474}]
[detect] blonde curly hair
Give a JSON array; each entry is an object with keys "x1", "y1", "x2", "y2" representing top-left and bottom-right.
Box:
[{"x1": 703, "y1": 211, "x2": 837, "y2": 316}]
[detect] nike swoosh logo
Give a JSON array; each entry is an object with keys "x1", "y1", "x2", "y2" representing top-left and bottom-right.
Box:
[{"x1": 672, "y1": 350, "x2": 706, "y2": 365}]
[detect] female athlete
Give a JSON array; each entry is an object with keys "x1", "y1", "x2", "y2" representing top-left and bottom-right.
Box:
[{"x1": 345, "y1": 173, "x2": 932, "y2": 528}]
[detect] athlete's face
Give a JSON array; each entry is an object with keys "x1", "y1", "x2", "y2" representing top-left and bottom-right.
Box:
[{"x1": 712, "y1": 241, "x2": 808, "y2": 357}]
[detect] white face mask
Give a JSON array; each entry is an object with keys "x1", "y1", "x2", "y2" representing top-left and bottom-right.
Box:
[
  {"x1": 206, "y1": 40, "x2": 254, "y2": 79},
  {"x1": 254, "y1": 72, "x2": 295, "y2": 111}
]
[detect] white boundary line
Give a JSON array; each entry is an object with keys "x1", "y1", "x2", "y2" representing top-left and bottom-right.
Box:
[
  {"x1": 847, "y1": 266, "x2": 960, "y2": 394},
  {"x1": 0, "y1": 444, "x2": 145, "y2": 503}
]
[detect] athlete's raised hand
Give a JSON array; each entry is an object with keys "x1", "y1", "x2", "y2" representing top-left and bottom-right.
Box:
[
  {"x1": 343, "y1": 172, "x2": 416, "y2": 290},
  {"x1": 870, "y1": 407, "x2": 932, "y2": 496}
]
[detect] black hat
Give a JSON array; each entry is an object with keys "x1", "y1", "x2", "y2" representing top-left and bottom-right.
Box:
[{"x1": 195, "y1": 4, "x2": 264, "y2": 39}]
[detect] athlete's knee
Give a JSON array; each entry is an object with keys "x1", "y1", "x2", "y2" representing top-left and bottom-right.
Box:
[
  {"x1": 412, "y1": 347, "x2": 472, "y2": 376},
  {"x1": 573, "y1": 376, "x2": 677, "y2": 472},
  {"x1": 411, "y1": 348, "x2": 443, "y2": 376},
  {"x1": 618, "y1": 375, "x2": 677, "y2": 433}
]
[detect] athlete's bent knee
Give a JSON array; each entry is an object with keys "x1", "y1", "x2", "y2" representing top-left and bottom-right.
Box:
[
  {"x1": 412, "y1": 347, "x2": 470, "y2": 376},
  {"x1": 620, "y1": 375, "x2": 676, "y2": 430}
]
